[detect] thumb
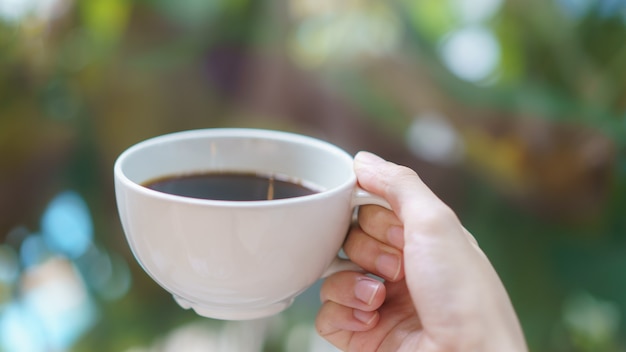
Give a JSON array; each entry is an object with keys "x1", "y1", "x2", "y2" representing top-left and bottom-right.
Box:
[{"x1": 354, "y1": 151, "x2": 456, "y2": 231}]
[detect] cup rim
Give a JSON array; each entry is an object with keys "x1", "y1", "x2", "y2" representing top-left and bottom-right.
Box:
[{"x1": 113, "y1": 128, "x2": 357, "y2": 207}]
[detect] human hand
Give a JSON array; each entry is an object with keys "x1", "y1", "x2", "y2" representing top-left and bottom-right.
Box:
[{"x1": 315, "y1": 152, "x2": 528, "y2": 351}]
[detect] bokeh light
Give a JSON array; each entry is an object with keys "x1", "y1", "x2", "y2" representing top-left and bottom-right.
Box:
[
  {"x1": 557, "y1": 0, "x2": 594, "y2": 19},
  {"x1": 452, "y1": 0, "x2": 503, "y2": 23},
  {"x1": 0, "y1": 0, "x2": 36, "y2": 23},
  {"x1": 21, "y1": 258, "x2": 97, "y2": 351},
  {"x1": 76, "y1": 245, "x2": 131, "y2": 301},
  {"x1": 0, "y1": 245, "x2": 19, "y2": 284},
  {"x1": 406, "y1": 112, "x2": 464, "y2": 166},
  {"x1": 0, "y1": 303, "x2": 47, "y2": 352},
  {"x1": 41, "y1": 191, "x2": 93, "y2": 259},
  {"x1": 439, "y1": 25, "x2": 501, "y2": 83},
  {"x1": 19, "y1": 234, "x2": 51, "y2": 268},
  {"x1": 288, "y1": 0, "x2": 400, "y2": 68},
  {"x1": 0, "y1": 0, "x2": 70, "y2": 23},
  {"x1": 0, "y1": 258, "x2": 97, "y2": 352}
]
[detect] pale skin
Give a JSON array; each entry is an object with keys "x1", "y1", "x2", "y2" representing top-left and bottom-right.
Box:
[{"x1": 316, "y1": 152, "x2": 528, "y2": 352}]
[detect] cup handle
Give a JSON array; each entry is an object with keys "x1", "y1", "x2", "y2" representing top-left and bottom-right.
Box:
[
  {"x1": 321, "y1": 187, "x2": 392, "y2": 278},
  {"x1": 351, "y1": 187, "x2": 392, "y2": 210}
]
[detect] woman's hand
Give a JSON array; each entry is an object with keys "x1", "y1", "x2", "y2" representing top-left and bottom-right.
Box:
[{"x1": 315, "y1": 152, "x2": 527, "y2": 351}]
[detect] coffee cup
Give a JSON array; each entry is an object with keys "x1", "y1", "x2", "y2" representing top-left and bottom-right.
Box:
[{"x1": 114, "y1": 128, "x2": 390, "y2": 320}]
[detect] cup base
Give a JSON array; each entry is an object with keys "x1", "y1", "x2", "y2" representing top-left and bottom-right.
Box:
[{"x1": 173, "y1": 295, "x2": 295, "y2": 320}]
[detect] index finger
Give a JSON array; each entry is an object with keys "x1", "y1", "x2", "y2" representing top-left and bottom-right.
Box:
[
  {"x1": 354, "y1": 152, "x2": 462, "y2": 240},
  {"x1": 357, "y1": 205, "x2": 404, "y2": 250}
]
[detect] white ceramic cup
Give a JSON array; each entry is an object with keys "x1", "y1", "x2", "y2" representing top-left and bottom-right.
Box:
[{"x1": 114, "y1": 128, "x2": 390, "y2": 320}]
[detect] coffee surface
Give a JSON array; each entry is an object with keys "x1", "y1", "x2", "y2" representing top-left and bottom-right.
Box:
[{"x1": 143, "y1": 171, "x2": 319, "y2": 201}]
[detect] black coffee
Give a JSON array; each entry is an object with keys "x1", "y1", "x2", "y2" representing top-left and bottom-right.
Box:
[{"x1": 143, "y1": 171, "x2": 319, "y2": 201}]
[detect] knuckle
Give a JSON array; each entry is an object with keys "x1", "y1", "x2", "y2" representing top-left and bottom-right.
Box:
[
  {"x1": 414, "y1": 203, "x2": 458, "y2": 233},
  {"x1": 343, "y1": 228, "x2": 361, "y2": 255},
  {"x1": 315, "y1": 302, "x2": 334, "y2": 336},
  {"x1": 380, "y1": 164, "x2": 418, "y2": 192},
  {"x1": 358, "y1": 206, "x2": 390, "y2": 234},
  {"x1": 379, "y1": 166, "x2": 426, "y2": 210}
]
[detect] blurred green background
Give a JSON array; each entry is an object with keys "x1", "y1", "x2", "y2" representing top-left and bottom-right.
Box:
[{"x1": 1, "y1": 0, "x2": 625, "y2": 351}]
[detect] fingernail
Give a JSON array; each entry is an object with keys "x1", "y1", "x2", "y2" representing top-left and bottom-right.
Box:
[
  {"x1": 376, "y1": 253, "x2": 401, "y2": 281},
  {"x1": 355, "y1": 151, "x2": 385, "y2": 165},
  {"x1": 353, "y1": 309, "x2": 378, "y2": 325},
  {"x1": 387, "y1": 226, "x2": 404, "y2": 249},
  {"x1": 355, "y1": 277, "x2": 381, "y2": 305}
]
